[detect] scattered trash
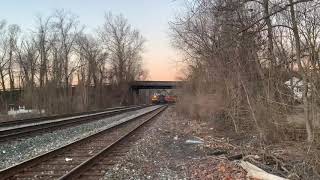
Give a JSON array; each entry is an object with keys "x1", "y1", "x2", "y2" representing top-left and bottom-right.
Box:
[
  {"x1": 227, "y1": 154, "x2": 243, "y2": 161},
  {"x1": 239, "y1": 160, "x2": 288, "y2": 180},
  {"x1": 185, "y1": 139, "x2": 204, "y2": 144},
  {"x1": 207, "y1": 150, "x2": 228, "y2": 156},
  {"x1": 252, "y1": 155, "x2": 260, "y2": 159},
  {"x1": 185, "y1": 136, "x2": 204, "y2": 144},
  {"x1": 65, "y1": 157, "x2": 73, "y2": 162},
  {"x1": 173, "y1": 135, "x2": 178, "y2": 140}
]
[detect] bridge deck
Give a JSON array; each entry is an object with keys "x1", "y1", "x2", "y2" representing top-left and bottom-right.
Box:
[{"x1": 130, "y1": 81, "x2": 181, "y2": 89}]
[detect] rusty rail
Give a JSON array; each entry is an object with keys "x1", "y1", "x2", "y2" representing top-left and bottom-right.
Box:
[
  {"x1": 0, "y1": 105, "x2": 166, "y2": 179},
  {"x1": 0, "y1": 105, "x2": 148, "y2": 142}
]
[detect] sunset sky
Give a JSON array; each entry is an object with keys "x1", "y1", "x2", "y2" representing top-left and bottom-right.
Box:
[{"x1": 0, "y1": 0, "x2": 184, "y2": 81}]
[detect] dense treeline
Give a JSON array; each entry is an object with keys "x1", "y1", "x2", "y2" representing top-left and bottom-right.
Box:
[
  {"x1": 0, "y1": 10, "x2": 146, "y2": 114},
  {"x1": 171, "y1": 0, "x2": 320, "y2": 143}
]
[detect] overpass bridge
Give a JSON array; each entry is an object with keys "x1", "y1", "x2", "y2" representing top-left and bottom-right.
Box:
[
  {"x1": 130, "y1": 81, "x2": 181, "y2": 90},
  {"x1": 129, "y1": 81, "x2": 182, "y2": 104},
  {"x1": 0, "y1": 81, "x2": 183, "y2": 108}
]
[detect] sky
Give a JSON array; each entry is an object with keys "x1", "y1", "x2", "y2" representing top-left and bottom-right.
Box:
[{"x1": 0, "y1": 0, "x2": 185, "y2": 81}]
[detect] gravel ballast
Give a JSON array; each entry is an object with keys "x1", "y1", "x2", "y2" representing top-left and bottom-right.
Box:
[
  {"x1": 0, "y1": 106, "x2": 139, "y2": 131},
  {"x1": 0, "y1": 105, "x2": 160, "y2": 170},
  {"x1": 104, "y1": 105, "x2": 246, "y2": 179}
]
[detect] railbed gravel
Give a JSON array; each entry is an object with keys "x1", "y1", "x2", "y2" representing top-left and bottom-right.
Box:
[
  {"x1": 0, "y1": 107, "x2": 137, "y2": 131},
  {"x1": 0, "y1": 105, "x2": 160, "y2": 170},
  {"x1": 104, "y1": 106, "x2": 246, "y2": 179}
]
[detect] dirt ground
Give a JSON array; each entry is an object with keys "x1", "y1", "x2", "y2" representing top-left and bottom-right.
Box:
[
  {"x1": 103, "y1": 105, "x2": 320, "y2": 180},
  {"x1": 104, "y1": 106, "x2": 246, "y2": 179}
]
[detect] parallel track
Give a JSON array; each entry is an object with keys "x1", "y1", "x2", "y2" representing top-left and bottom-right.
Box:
[
  {"x1": 0, "y1": 105, "x2": 148, "y2": 142},
  {"x1": 0, "y1": 105, "x2": 139, "y2": 129},
  {"x1": 62, "y1": 105, "x2": 166, "y2": 180},
  {"x1": 0, "y1": 105, "x2": 166, "y2": 180}
]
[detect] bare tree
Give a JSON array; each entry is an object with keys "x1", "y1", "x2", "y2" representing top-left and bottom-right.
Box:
[
  {"x1": 100, "y1": 13, "x2": 145, "y2": 85},
  {"x1": 0, "y1": 10, "x2": 146, "y2": 113},
  {"x1": 100, "y1": 13, "x2": 145, "y2": 105},
  {"x1": 47, "y1": 10, "x2": 80, "y2": 113},
  {"x1": 0, "y1": 20, "x2": 8, "y2": 92},
  {"x1": 34, "y1": 16, "x2": 52, "y2": 88},
  {"x1": 16, "y1": 38, "x2": 38, "y2": 108},
  {"x1": 170, "y1": 0, "x2": 318, "y2": 142},
  {"x1": 75, "y1": 33, "x2": 108, "y2": 109},
  {"x1": 52, "y1": 10, "x2": 79, "y2": 89},
  {"x1": 6, "y1": 24, "x2": 20, "y2": 90}
]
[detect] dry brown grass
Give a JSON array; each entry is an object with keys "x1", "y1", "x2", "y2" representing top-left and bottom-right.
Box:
[{"x1": 176, "y1": 92, "x2": 226, "y2": 120}]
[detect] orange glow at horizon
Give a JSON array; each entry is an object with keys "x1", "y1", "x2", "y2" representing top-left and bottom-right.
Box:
[
  {"x1": 142, "y1": 36, "x2": 182, "y2": 81},
  {"x1": 143, "y1": 48, "x2": 182, "y2": 81},
  {"x1": 145, "y1": 62, "x2": 176, "y2": 81}
]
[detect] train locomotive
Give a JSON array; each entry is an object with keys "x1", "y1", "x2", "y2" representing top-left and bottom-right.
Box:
[{"x1": 151, "y1": 92, "x2": 176, "y2": 104}]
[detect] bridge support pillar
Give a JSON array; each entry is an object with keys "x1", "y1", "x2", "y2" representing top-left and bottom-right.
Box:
[
  {"x1": 129, "y1": 88, "x2": 139, "y2": 105},
  {"x1": 133, "y1": 89, "x2": 139, "y2": 105}
]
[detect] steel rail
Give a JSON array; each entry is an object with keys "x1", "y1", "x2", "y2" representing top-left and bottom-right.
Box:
[
  {"x1": 0, "y1": 105, "x2": 148, "y2": 142},
  {"x1": 0, "y1": 105, "x2": 143, "y2": 128},
  {"x1": 0, "y1": 105, "x2": 166, "y2": 179},
  {"x1": 59, "y1": 106, "x2": 166, "y2": 180}
]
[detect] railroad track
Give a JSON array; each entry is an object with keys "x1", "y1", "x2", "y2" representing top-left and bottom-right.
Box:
[
  {"x1": 0, "y1": 105, "x2": 166, "y2": 180},
  {"x1": 0, "y1": 105, "x2": 148, "y2": 142},
  {"x1": 0, "y1": 105, "x2": 140, "y2": 129}
]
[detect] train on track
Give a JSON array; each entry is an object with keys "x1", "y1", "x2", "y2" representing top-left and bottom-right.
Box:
[{"x1": 151, "y1": 93, "x2": 177, "y2": 104}]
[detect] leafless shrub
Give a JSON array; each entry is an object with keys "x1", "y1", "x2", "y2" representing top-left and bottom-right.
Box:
[{"x1": 170, "y1": 0, "x2": 320, "y2": 144}]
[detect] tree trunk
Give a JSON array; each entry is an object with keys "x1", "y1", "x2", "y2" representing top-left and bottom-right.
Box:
[
  {"x1": 289, "y1": 0, "x2": 313, "y2": 142},
  {"x1": 0, "y1": 68, "x2": 6, "y2": 92}
]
